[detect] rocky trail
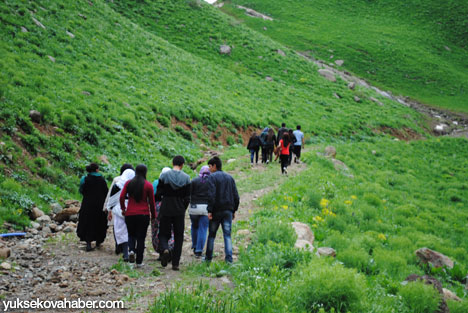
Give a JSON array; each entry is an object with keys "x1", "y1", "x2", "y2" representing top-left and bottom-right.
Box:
[{"x1": 0, "y1": 153, "x2": 308, "y2": 312}]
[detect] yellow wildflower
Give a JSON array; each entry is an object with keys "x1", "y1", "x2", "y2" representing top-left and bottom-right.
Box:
[
  {"x1": 312, "y1": 224, "x2": 318, "y2": 228},
  {"x1": 351, "y1": 195, "x2": 357, "y2": 200},
  {"x1": 282, "y1": 205, "x2": 288, "y2": 210},
  {"x1": 320, "y1": 198, "x2": 330, "y2": 208},
  {"x1": 313, "y1": 215, "x2": 324, "y2": 222},
  {"x1": 378, "y1": 233, "x2": 387, "y2": 241},
  {"x1": 344, "y1": 200, "x2": 352, "y2": 205}
]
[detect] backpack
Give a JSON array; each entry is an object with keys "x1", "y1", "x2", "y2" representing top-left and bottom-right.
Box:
[{"x1": 259, "y1": 130, "x2": 268, "y2": 146}]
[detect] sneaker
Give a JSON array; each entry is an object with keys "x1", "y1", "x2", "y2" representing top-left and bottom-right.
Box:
[
  {"x1": 86, "y1": 242, "x2": 93, "y2": 252},
  {"x1": 136, "y1": 263, "x2": 144, "y2": 269},
  {"x1": 283, "y1": 168, "x2": 288, "y2": 175},
  {"x1": 161, "y1": 249, "x2": 170, "y2": 267},
  {"x1": 194, "y1": 252, "x2": 202, "y2": 259},
  {"x1": 128, "y1": 251, "x2": 136, "y2": 263},
  {"x1": 172, "y1": 265, "x2": 179, "y2": 271}
]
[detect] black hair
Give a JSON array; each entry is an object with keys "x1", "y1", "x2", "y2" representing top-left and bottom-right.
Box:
[
  {"x1": 173, "y1": 155, "x2": 185, "y2": 166},
  {"x1": 208, "y1": 156, "x2": 222, "y2": 171},
  {"x1": 281, "y1": 122, "x2": 286, "y2": 127},
  {"x1": 282, "y1": 132, "x2": 291, "y2": 147},
  {"x1": 126, "y1": 164, "x2": 147, "y2": 202},
  {"x1": 297, "y1": 125, "x2": 301, "y2": 130},
  {"x1": 267, "y1": 128, "x2": 275, "y2": 142},
  {"x1": 119, "y1": 163, "x2": 134, "y2": 175},
  {"x1": 86, "y1": 163, "x2": 99, "y2": 173}
]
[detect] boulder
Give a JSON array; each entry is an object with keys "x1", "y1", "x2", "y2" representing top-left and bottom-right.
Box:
[
  {"x1": 0, "y1": 262, "x2": 12, "y2": 270},
  {"x1": 0, "y1": 248, "x2": 11, "y2": 259},
  {"x1": 354, "y1": 96, "x2": 361, "y2": 102},
  {"x1": 54, "y1": 207, "x2": 80, "y2": 224},
  {"x1": 50, "y1": 203, "x2": 63, "y2": 214},
  {"x1": 324, "y1": 146, "x2": 337, "y2": 158},
  {"x1": 415, "y1": 248, "x2": 454, "y2": 269},
  {"x1": 318, "y1": 69, "x2": 336, "y2": 82},
  {"x1": 220, "y1": 45, "x2": 231, "y2": 55},
  {"x1": 36, "y1": 215, "x2": 51, "y2": 224},
  {"x1": 29, "y1": 110, "x2": 42, "y2": 123},
  {"x1": 30, "y1": 207, "x2": 45, "y2": 220},
  {"x1": 348, "y1": 82, "x2": 356, "y2": 90},
  {"x1": 294, "y1": 239, "x2": 314, "y2": 252},
  {"x1": 442, "y1": 288, "x2": 461, "y2": 302},
  {"x1": 316, "y1": 247, "x2": 336, "y2": 258},
  {"x1": 335, "y1": 60, "x2": 344, "y2": 66},
  {"x1": 291, "y1": 222, "x2": 314, "y2": 244}
]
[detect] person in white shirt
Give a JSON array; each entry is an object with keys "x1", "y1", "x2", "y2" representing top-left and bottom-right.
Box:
[{"x1": 292, "y1": 125, "x2": 305, "y2": 163}]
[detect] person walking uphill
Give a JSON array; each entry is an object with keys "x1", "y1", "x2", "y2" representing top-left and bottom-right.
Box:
[
  {"x1": 293, "y1": 125, "x2": 305, "y2": 163},
  {"x1": 120, "y1": 164, "x2": 155, "y2": 268},
  {"x1": 247, "y1": 132, "x2": 261, "y2": 164},
  {"x1": 205, "y1": 157, "x2": 240, "y2": 264},
  {"x1": 189, "y1": 166, "x2": 211, "y2": 258},
  {"x1": 77, "y1": 163, "x2": 108, "y2": 252},
  {"x1": 278, "y1": 132, "x2": 291, "y2": 175},
  {"x1": 156, "y1": 155, "x2": 191, "y2": 271}
]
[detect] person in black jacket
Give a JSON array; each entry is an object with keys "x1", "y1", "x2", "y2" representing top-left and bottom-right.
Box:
[
  {"x1": 205, "y1": 157, "x2": 240, "y2": 263},
  {"x1": 189, "y1": 166, "x2": 211, "y2": 258},
  {"x1": 276, "y1": 122, "x2": 287, "y2": 146},
  {"x1": 155, "y1": 155, "x2": 191, "y2": 271},
  {"x1": 247, "y1": 132, "x2": 260, "y2": 164}
]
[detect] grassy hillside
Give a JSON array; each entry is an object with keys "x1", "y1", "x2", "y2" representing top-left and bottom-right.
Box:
[
  {"x1": 0, "y1": 0, "x2": 428, "y2": 227},
  {"x1": 225, "y1": 0, "x2": 468, "y2": 113}
]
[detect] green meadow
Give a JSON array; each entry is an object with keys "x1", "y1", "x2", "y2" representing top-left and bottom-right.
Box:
[{"x1": 0, "y1": 0, "x2": 467, "y2": 311}]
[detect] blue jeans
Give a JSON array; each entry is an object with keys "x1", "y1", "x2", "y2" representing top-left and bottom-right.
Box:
[
  {"x1": 190, "y1": 214, "x2": 209, "y2": 254},
  {"x1": 250, "y1": 149, "x2": 259, "y2": 164},
  {"x1": 206, "y1": 210, "x2": 233, "y2": 263}
]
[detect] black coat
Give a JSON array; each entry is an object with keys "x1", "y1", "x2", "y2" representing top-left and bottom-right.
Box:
[
  {"x1": 77, "y1": 174, "x2": 108, "y2": 243},
  {"x1": 247, "y1": 136, "x2": 260, "y2": 150}
]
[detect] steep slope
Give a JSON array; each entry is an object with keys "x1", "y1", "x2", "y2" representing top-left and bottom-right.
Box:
[{"x1": 225, "y1": 0, "x2": 468, "y2": 113}]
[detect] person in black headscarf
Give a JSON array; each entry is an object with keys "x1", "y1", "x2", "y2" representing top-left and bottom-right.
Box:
[{"x1": 77, "y1": 163, "x2": 109, "y2": 251}]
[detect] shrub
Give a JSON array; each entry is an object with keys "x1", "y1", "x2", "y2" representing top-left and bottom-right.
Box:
[
  {"x1": 447, "y1": 299, "x2": 468, "y2": 313},
  {"x1": 157, "y1": 115, "x2": 170, "y2": 127},
  {"x1": 174, "y1": 125, "x2": 192, "y2": 141},
  {"x1": 290, "y1": 259, "x2": 366, "y2": 313},
  {"x1": 61, "y1": 113, "x2": 77, "y2": 131},
  {"x1": 37, "y1": 102, "x2": 54, "y2": 122},
  {"x1": 338, "y1": 247, "x2": 372, "y2": 273},
  {"x1": 399, "y1": 281, "x2": 441, "y2": 313},
  {"x1": 256, "y1": 219, "x2": 297, "y2": 247},
  {"x1": 226, "y1": 136, "x2": 235, "y2": 146}
]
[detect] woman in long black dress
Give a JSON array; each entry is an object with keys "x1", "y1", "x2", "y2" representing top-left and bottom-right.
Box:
[{"x1": 77, "y1": 163, "x2": 109, "y2": 251}]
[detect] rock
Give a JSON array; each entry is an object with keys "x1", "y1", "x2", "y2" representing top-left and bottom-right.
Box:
[
  {"x1": 316, "y1": 247, "x2": 336, "y2": 258},
  {"x1": 263, "y1": 27, "x2": 267, "y2": 31},
  {"x1": 291, "y1": 222, "x2": 314, "y2": 244},
  {"x1": 32, "y1": 17, "x2": 45, "y2": 29},
  {"x1": 415, "y1": 248, "x2": 454, "y2": 269},
  {"x1": 442, "y1": 288, "x2": 461, "y2": 302},
  {"x1": 318, "y1": 69, "x2": 336, "y2": 82},
  {"x1": 64, "y1": 200, "x2": 80, "y2": 208},
  {"x1": 335, "y1": 60, "x2": 344, "y2": 66},
  {"x1": 0, "y1": 262, "x2": 12, "y2": 270},
  {"x1": 30, "y1": 221, "x2": 40, "y2": 229},
  {"x1": 236, "y1": 229, "x2": 250, "y2": 236},
  {"x1": 265, "y1": 76, "x2": 273, "y2": 81},
  {"x1": 276, "y1": 49, "x2": 286, "y2": 56},
  {"x1": 333, "y1": 93, "x2": 342, "y2": 99},
  {"x1": 41, "y1": 227, "x2": 51, "y2": 236},
  {"x1": 220, "y1": 45, "x2": 231, "y2": 55},
  {"x1": 36, "y1": 215, "x2": 51, "y2": 224},
  {"x1": 348, "y1": 82, "x2": 356, "y2": 90},
  {"x1": 371, "y1": 150, "x2": 377, "y2": 155},
  {"x1": 294, "y1": 239, "x2": 314, "y2": 252},
  {"x1": 332, "y1": 159, "x2": 351, "y2": 174},
  {"x1": 51, "y1": 203, "x2": 63, "y2": 214},
  {"x1": 29, "y1": 110, "x2": 42, "y2": 123},
  {"x1": 99, "y1": 155, "x2": 110, "y2": 165},
  {"x1": 48, "y1": 55, "x2": 56, "y2": 62},
  {"x1": 54, "y1": 207, "x2": 80, "y2": 224},
  {"x1": 354, "y1": 96, "x2": 361, "y2": 102},
  {"x1": 21, "y1": 26, "x2": 28, "y2": 33},
  {"x1": 444, "y1": 46, "x2": 451, "y2": 51},
  {"x1": 434, "y1": 124, "x2": 448, "y2": 135},
  {"x1": 66, "y1": 31, "x2": 75, "y2": 38},
  {"x1": 63, "y1": 226, "x2": 74, "y2": 233},
  {"x1": 49, "y1": 223, "x2": 58, "y2": 232},
  {"x1": 0, "y1": 248, "x2": 11, "y2": 259},
  {"x1": 324, "y1": 146, "x2": 337, "y2": 158},
  {"x1": 78, "y1": 13, "x2": 87, "y2": 20},
  {"x1": 82, "y1": 91, "x2": 91, "y2": 96},
  {"x1": 227, "y1": 159, "x2": 236, "y2": 164},
  {"x1": 237, "y1": 5, "x2": 273, "y2": 21},
  {"x1": 30, "y1": 207, "x2": 45, "y2": 220},
  {"x1": 370, "y1": 97, "x2": 384, "y2": 106},
  {"x1": 69, "y1": 214, "x2": 79, "y2": 222}
]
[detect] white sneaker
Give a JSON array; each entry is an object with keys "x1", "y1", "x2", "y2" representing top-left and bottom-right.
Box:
[
  {"x1": 128, "y1": 251, "x2": 135, "y2": 263},
  {"x1": 136, "y1": 263, "x2": 144, "y2": 268}
]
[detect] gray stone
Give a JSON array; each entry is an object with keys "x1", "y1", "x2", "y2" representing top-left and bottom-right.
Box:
[
  {"x1": 32, "y1": 17, "x2": 45, "y2": 29},
  {"x1": 31, "y1": 207, "x2": 45, "y2": 220},
  {"x1": 0, "y1": 262, "x2": 11, "y2": 270},
  {"x1": 335, "y1": 60, "x2": 344, "y2": 66},
  {"x1": 51, "y1": 203, "x2": 63, "y2": 214},
  {"x1": 265, "y1": 76, "x2": 273, "y2": 81},
  {"x1": 294, "y1": 239, "x2": 314, "y2": 252},
  {"x1": 66, "y1": 31, "x2": 75, "y2": 38},
  {"x1": 63, "y1": 226, "x2": 74, "y2": 233},
  {"x1": 318, "y1": 69, "x2": 336, "y2": 82},
  {"x1": 324, "y1": 146, "x2": 337, "y2": 158},
  {"x1": 69, "y1": 215, "x2": 79, "y2": 222},
  {"x1": 370, "y1": 97, "x2": 384, "y2": 106},
  {"x1": 30, "y1": 222, "x2": 41, "y2": 229},
  {"x1": 316, "y1": 247, "x2": 336, "y2": 258},
  {"x1": 0, "y1": 248, "x2": 11, "y2": 259},
  {"x1": 415, "y1": 248, "x2": 454, "y2": 269},
  {"x1": 291, "y1": 222, "x2": 314, "y2": 244},
  {"x1": 220, "y1": 45, "x2": 231, "y2": 55},
  {"x1": 29, "y1": 110, "x2": 42, "y2": 123},
  {"x1": 444, "y1": 46, "x2": 451, "y2": 51},
  {"x1": 48, "y1": 55, "x2": 56, "y2": 62},
  {"x1": 354, "y1": 96, "x2": 361, "y2": 102},
  {"x1": 237, "y1": 5, "x2": 273, "y2": 20},
  {"x1": 442, "y1": 288, "x2": 461, "y2": 302},
  {"x1": 434, "y1": 124, "x2": 449, "y2": 135},
  {"x1": 227, "y1": 159, "x2": 236, "y2": 164},
  {"x1": 21, "y1": 26, "x2": 28, "y2": 33},
  {"x1": 333, "y1": 93, "x2": 342, "y2": 99},
  {"x1": 54, "y1": 207, "x2": 79, "y2": 224},
  {"x1": 276, "y1": 49, "x2": 286, "y2": 56},
  {"x1": 36, "y1": 215, "x2": 51, "y2": 224},
  {"x1": 348, "y1": 82, "x2": 356, "y2": 90}
]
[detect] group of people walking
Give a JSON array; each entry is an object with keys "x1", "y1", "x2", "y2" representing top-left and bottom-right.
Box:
[
  {"x1": 247, "y1": 123, "x2": 305, "y2": 174},
  {"x1": 76, "y1": 156, "x2": 239, "y2": 271}
]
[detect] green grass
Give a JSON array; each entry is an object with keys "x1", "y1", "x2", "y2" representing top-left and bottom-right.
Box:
[{"x1": 225, "y1": 0, "x2": 468, "y2": 113}]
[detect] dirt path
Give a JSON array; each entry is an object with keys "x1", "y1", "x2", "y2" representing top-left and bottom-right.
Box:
[{"x1": 0, "y1": 152, "x2": 308, "y2": 312}]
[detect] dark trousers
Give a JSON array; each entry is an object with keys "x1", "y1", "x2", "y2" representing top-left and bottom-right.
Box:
[
  {"x1": 280, "y1": 154, "x2": 289, "y2": 173},
  {"x1": 206, "y1": 210, "x2": 233, "y2": 263},
  {"x1": 125, "y1": 215, "x2": 149, "y2": 264},
  {"x1": 159, "y1": 215, "x2": 185, "y2": 266},
  {"x1": 262, "y1": 146, "x2": 274, "y2": 163},
  {"x1": 249, "y1": 149, "x2": 259, "y2": 163}
]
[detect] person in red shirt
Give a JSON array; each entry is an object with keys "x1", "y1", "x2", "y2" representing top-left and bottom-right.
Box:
[
  {"x1": 120, "y1": 164, "x2": 155, "y2": 267},
  {"x1": 278, "y1": 132, "x2": 291, "y2": 175}
]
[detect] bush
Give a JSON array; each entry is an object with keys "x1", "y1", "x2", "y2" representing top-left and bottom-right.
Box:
[
  {"x1": 37, "y1": 102, "x2": 54, "y2": 122},
  {"x1": 61, "y1": 113, "x2": 77, "y2": 131},
  {"x1": 175, "y1": 125, "x2": 193, "y2": 141},
  {"x1": 226, "y1": 136, "x2": 235, "y2": 146},
  {"x1": 157, "y1": 115, "x2": 170, "y2": 127},
  {"x1": 338, "y1": 247, "x2": 372, "y2": 273},
  {"x1": 256, "y1": 219, "x2": 297, "y2": 247},
  {"x1": 399, "y1": 281, "x2": 441, "y2": 313},
  {"x1": 447, "y1": 299, "x2": 468, "y2": 313},
  {"x1": 290, "y1": 259, "x2": 366, "y2": 313}
]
